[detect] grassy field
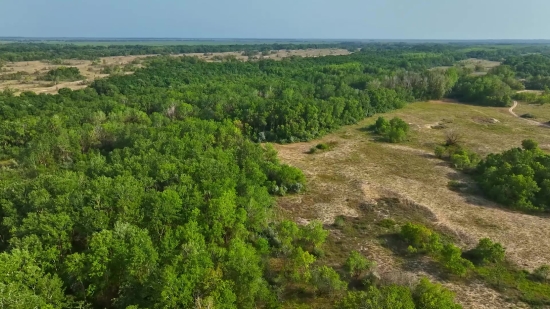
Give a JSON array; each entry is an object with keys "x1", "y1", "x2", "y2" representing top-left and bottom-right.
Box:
[
  {"x1": 275, "y1": 101, "x2": 550, "y2": 309},
  {"x1": 514, "y1": 102, "x2": 550, "y2": 124}
]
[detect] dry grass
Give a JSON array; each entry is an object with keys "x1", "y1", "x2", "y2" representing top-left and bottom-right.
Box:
[
  {"x1": 0, "y1": 48, "x2": 350, "y2": 95},
  {"x1": 274, "y1": 101, "x2": 550, "y2": 308},
  {"x1": 458, "y1": 58, "x2": 501, "y2": 74},
  {"x1": 514, "y1": 102, "x2": 550, "y2": 124}
]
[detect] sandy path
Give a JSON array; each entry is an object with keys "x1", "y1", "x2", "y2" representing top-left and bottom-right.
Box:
[{"x1": 509, "y1": 100, "x2": 550, "y2": 128}]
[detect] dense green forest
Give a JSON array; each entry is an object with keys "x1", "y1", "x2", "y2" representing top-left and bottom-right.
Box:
[{"x1": 3, "y1": 42, "x2": 550, "y2": 308}]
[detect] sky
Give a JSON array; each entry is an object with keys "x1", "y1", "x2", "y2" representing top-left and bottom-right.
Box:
[{"x1": 1, "y1": 0, "x2": 549, "y2": 39}]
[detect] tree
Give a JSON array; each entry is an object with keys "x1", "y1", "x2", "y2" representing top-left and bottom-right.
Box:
[
  {"x1": 300, "y1": 220, "x2": 329, "y2": 251},
  {"x1": 0, "y1": 249, "x2": 66, "y2": 309},
  {"x1": 345, "y1": 251, "x2": 375, "y2": 279},
  {"x1": 310, "y1": 266, "x2": 347, "y2": 296}
]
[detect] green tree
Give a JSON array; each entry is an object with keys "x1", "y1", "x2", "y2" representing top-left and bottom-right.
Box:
[
  {"x1": 0, "y1": 249, "x2": 66, "y2": 309},
  {"x1": 345, "y1": 250, "x2": 376, "y2": 279},
  {"x1": 310, "y1": 266, "x2": 347, "y2": 296}
]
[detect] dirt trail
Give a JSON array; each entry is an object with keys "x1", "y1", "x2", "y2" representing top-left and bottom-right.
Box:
[{"x1": 509, "y1": 101, "x2": 550, "y2": 128}]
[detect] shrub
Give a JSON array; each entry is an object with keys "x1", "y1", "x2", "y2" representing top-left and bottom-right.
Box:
[
  {"x1": 374, "y1": 116, "x2": 391, "y2": 135},
  {"x1": 533, "y1": 265, "x2": 550, "y2": 282},
  {"x1": 520, "y1": 113, "x2": 535, "y2": 119},
  {"x1": 377, "y1": 218, "x2": 396, "y2": 228},
  {"x1": 449, "y1": 148, "x2": 480, "y2": 170},
  {"x1": 439, "y1": 243, "x2": 474, "y2": 276},
  {"x1": 40, "y1": 66, "x2": 84, "y2": 82},
  {"x1": 522, "y1": 139, "x2": 538, "y2": 150},
  {"x1": 388, "y1": 117, "x2": 410, "y2": 143},
  {"x1": 334, "y1": 215, "x2": 345, "y2": 228},
  {"x1": 372, "y1": 116, "x2": 409, "y2": 143},
  {"x1": 310, "y1": 266, "x2": 347, "y2": 295},
  {"x1": 400, "y1": 223, "x2": 443, "y2": 254},
  {"x1": 467, "y1": 238, "x2": 505, "y2": 265},
  {"x1": 300, "y1": 220, "x2": 329, "y2": 251},
  {"x1": 434, "y1": 145, "x2": 446, "y2": 158},
  {"x1": 338, "y1": 285, "x2": 415, "y2": 309},
  {"x1": 447, "y1": 180, "x2": 467, "y2": 191},
  {"x1": 413, "y1": 278, "x2": 463, "y2": 309},
  {"x1": 316, "y1": 143, "x2": 330, "y2": 150},
  {"x1": 445, "y1": 129, "x2": 462, "y2": 146},
  {"x1": 345, "y1": 251, "x2": 375, "y2": 279}
]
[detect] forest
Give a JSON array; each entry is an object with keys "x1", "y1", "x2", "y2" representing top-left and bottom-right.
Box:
[{"x1": 2, "y1": 42, "x2": 550, "y2": 308}]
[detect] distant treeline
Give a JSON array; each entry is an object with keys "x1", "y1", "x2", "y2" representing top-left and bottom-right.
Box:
[{"x1": 2, "y1": 42, "x2": 550, "y2": 62}]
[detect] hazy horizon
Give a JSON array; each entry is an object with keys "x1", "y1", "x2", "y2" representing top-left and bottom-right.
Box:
[{"x1": 2, "y1": 0, "x2": 550, "y2": 39}]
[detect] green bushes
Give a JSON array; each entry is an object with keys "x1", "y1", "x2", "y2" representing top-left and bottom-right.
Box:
[
  {"x1": 345, "y1": 251, "x2": 376, "y2": 279},
  {"x1": 308, "y1": 141, "x2": 337, "y2": 154},
  {"x1": 452, "y1": 74, "x2": 514, "y2": 107},
  {"x1": 311, "y1": 266, "x2": 347, "y2": 295},
  {"x1": 400, "y1": 224, "x2": 550, "y2": 305},
  {"x1": 514, "y1": 91, "x2": 550, "y2": 104},
  {"x1": 434, "y1": 143, "x2": 480, "y2": 171},
  {"x1": 467, "y1": 238, "x2": 506, "y2": 265},
  {"x1": 413, "y1": 278, "x2": 462, "y2": 309},
  {"x1": 475, "y1": 140, "x2": 550, "y2": 211},
  {"x1": 400, "y1": 223, "x2": 473, "y2": 276},
  {"x1": 338, "y1": 280, "x2": 461, "y2": 309},
  {"x1": 372, "y1": 116, "x2": 410, "y2": 143},
  {"x1": 39, "y1": 66, "x2": 84, "y2": 82}
]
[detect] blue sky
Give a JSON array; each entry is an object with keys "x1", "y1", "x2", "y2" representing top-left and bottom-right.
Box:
[{"x1": 1, "y1": 0, "x2": 548, "y2": 39}]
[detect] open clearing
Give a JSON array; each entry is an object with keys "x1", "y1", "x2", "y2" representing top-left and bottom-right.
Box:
[
  {"x1": 275, "y1": 101, "x2": 550, "y2": 308},
  {"x1": 0, "y1": 48, "x2": 350, "y2": 94}
]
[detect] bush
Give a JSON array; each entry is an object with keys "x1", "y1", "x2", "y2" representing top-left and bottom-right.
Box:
[
  {"x1": 300, "y1": 220, "x2": 329, "y2": 251},
  {"x1": 468, "y1": 238, "x2": 506, "y2": 265},
  {"x1": 521, "y1": 113, "x2": 535, "y2": 119},
  {"x1": 449, "y1": 148, "x2": 480, "y2": 170},
  {"x1": 334, "y1": 215, "x2": 345, "y2": 228},
  {"x1": 522, "y1": 139, "x2": 538, "y2": 150},
  {"x1": 439, "y1": 243, "x2": 474, "y2": 276},
  {"x1": 377, "y1": 218, "x2": 396, "y2": 228},
  {"x1": 400, "y1": 223, "x2": 442, "y2": 254},
  {"x1": 338, "y1": 285, "x2": 415, "y2": 309},
  {"x1": 413, "y1": 278, "x2": 463, "y2": 309},
  {"x1": 372, "y1": 116, "x2": 409, "y2": 143},
  {"x1": 345, "y1": 251, "x2": 375, "y2": 279},
  {"x1": 373, "y1": 116, "x2": 391, "y2": 135},
  {"x1": 533, "y1": 265, "x2": 550, "y2": 282},
  {"x1": 447, "y1": 180, "x2": 467, "y2": 191},
  {"x1": 434, "y1": 145, "x2": 446, "y2": 158},
  {"x1": 310, "y1": 266, "x2": 347, "y2": 295},
  {"x1": 316, "y1": 143, "x2": 330, "y2": 150},
  {"x1": 40, "y1": 66, "x2": 84, "y2": 82},
  {"x1": 445, "y1": 129, "x2": 462, "y2": 146}
]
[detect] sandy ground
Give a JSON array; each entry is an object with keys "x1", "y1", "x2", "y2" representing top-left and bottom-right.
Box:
[{"x1": 274, "y1": 101, "x2": 550, "y2": 308}]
